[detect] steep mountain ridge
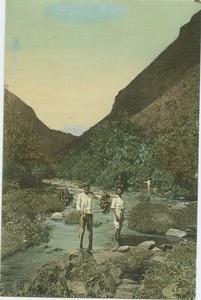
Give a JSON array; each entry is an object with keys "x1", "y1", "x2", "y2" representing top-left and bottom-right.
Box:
[
  {"x1": 132, "y1": 63, "x2": 200, "y2": 134},
  {"x1": 107, "y1": 10, "x2": 200, "y2": 121},
  {"x1": 5, "y1": 90, "x2": 77, "y2": 157},
  {"x1": 63, "y1": 11, "x2": 200, "y2": 154}
]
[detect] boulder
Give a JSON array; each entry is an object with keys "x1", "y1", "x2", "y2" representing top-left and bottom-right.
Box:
[
  {"x1": 165, "y1": 228, "x2": 187, "y2": 237},
  {"x1": 169, "y1": 203, "x2": 187, "y2": 211},
  {"x1": 136, "y1": 240, "x2": 156, "y2": 250},
  {"x1": 162, "y1": 283, "x2": 177, "y2": 298},
  {"x1": 152, "y1": 256, "x2": 166, "y2": 263},
  {"x1": 50, "y1": 212, "x2": 63, "y2": 220},
  {"x1": 117, "y1": 246, "x2": 130, "y2": 253},
  {"x1": 158, "y1": 244, "x2": 173, "y2": 251},
  {"x1": 151, "y1": 247, "x2": 163, "y2": 252}
]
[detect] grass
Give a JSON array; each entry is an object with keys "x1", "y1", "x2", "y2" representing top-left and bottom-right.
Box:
[
  {"x1": 1, "y1": 184, "x2": 65, "y2": 258},
  {"x1": 133, "y1": 240, "x2": 196, "y2": 299}
]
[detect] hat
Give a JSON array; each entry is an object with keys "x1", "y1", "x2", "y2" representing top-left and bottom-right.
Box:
[{"x1": 83, "y1": 182, "x2": 90, "y2": 187}]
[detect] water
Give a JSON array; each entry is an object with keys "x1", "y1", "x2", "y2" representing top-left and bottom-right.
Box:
[{"x1": 0, "y1": 188, "x2": 179, "y2": 294}]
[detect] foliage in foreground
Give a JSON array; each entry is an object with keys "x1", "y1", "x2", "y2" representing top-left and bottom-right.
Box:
[
  {"x1": 134, "y1": 240, "x2": 196, "y2": 299},
  {"x1": 128, "y1": 202, "x2": 197, "y2": 234},
  {"x1": 1, "y1": 185, "x2": 65, "y2": 257}
]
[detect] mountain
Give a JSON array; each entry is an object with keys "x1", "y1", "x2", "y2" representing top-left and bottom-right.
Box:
[
  {"x1": 107, "y1": 10, "x2": 200, "y2": 122},
  {"x1": 57, "y1": 11, "x2": 200, "y2": 195},
  {"x1": 132, "y1": 63, "x2": 199, "y2": 135},
  {"x1": 4, "y1": 90, "x2": 77, "y2": 157},
  {"x1": 64, "y1": 11, "x2": 200, "y2": 153}
]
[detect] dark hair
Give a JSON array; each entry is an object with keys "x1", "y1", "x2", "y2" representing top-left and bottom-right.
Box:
[
  {"x1": 83, "y1": 182, "x2": 90, "y2": 187},
  {"x1": 115, "y1": 184, "x2": 124, "y2": 193}
]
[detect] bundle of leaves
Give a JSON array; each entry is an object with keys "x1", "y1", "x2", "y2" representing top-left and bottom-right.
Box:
[
  {"x1": 99, "y1": 192, "x2": 112, "y2": 214},
  {"x1": 133, "y1": 240, "x2": 196, "y2": 299}
]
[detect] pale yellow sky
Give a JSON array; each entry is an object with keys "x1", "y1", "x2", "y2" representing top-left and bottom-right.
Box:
[{"x1": 4, "y1": 0, "x2": 201, "y2": 133}]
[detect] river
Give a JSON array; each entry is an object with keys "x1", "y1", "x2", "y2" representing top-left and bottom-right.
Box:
[{"x1": 0, "y1": 186, "x2": 180, "y2": 294}]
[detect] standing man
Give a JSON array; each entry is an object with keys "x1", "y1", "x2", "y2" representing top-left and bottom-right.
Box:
[
  {"x1": 145, "y1": 179, "x2": 151, "y2": 192},
  {"x1": 111, "y1": 185, "x2": 125, "y2": 238},
  {"x1": 76, "y1": 182, "x2": 97, "y2": 252}
]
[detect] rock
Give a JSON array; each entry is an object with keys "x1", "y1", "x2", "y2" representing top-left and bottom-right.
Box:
[
  {"x1": 151, "y1": 247, "x2": 163, "y2": 252},
  {"x1": 117, "y1": 246, "x2": 130, "y2": 252},
  {"x1": 114, "y1": 278, "x2": 136, "y2": 298},
  {"x1": 179, "y1": 196, "x2": 186, "y2": 200},
  {"x1": 68, "y1": 280, "x2": 86, "y2": 296},
  {"x1": 50, "y1": 212, "x2": 63, "y2": 221},
  {"x1": 166, "y1": 228, "x2": 187, "y2": 237},
  {"x1": 162, "y1": 283, "x2": 177, "y2": 298},
  {"x1": 158, "y1": 244, "x2": 173, "y2": 251},
  {"x1": 153, "y1": 256, "x2": 166, "y2": 263},
  {"x1": 169, "y1": 203, "x2": 187, "y2": 210},
  {"x1": 136, "y1": 240, "x2": 156, "y2": 250},
  {"x1": 53, "y1": 248, "x2": 63, "y2": 252}
]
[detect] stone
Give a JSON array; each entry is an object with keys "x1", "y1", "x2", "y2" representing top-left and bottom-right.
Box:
[
  {"x1": 165, "y1": 228, "x2": 187, "y2": 237},
  {"x1": 117, "y1": 246, "x2": 130, "y2": 252},
  {"x1": 158, "y1": 244, "x2": 173, "y2": 251},
  {"x1": 68, "y1": 280, "x2": 86, "y2": 296},
  {"x1": 153, "y1": 256, "x2": 166, "y2": 263},
  {"x1": 169, "y1": 203, "x2": 187, "y2": 210},
  {"x1": 50, "y1": 212, "x2": 63, "y2": 220},
  {"x1": 136, "y1": 240, "x2": 156, "y2": 250},
  {"x1": 162, "y1": 283, "x2": 177, "y2": 298},
  {"x1": 151, "y1": 247, "x2": 163, "y2": 252}
]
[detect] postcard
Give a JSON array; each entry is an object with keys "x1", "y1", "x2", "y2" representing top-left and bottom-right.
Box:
[{"x1": 0, "y1": 1, "x2": 201, "y2": 299}]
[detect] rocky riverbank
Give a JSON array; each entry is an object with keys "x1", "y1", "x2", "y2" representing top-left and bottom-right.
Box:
[
  {"x1": 12, "y1": 238, "x2": 196, "y2": 299},
  {"x1": 1, "y1": 179, "x2": 197, "y2": 299}
]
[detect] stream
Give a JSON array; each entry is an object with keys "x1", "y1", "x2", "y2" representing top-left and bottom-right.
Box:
[{"x1": 0, "y1": 186, "x2": 180, "y2": 294}]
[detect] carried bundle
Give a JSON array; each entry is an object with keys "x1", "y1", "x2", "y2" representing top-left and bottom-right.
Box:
[
  {"x1": 58, "y1": 188, "x2": 74, "y2": 206},
  {"x1": 99, "y1": 192, "x2": 112, "y2": 214}
]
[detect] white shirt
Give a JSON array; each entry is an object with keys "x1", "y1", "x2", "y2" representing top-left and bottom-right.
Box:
[
  {"x1": 111, "y1": 195, "x2": 124, "y2": 211},
  {"x1": 76, "y1": 192, "x2": 95, "y2": 214}
]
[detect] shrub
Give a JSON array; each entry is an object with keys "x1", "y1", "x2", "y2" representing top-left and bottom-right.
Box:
[
  {"x1": 127, "y1": 202, "x2": 174, "y2": 234},
  {"x1": 64, "y1": 211, "x2": 80, "y2": 225},
  {"x1": 133, "y1": 240, "x2": 196, "y2": 299}
]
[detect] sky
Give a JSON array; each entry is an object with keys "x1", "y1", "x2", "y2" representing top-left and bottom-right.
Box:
[{"x1": 3, "y1": 0, "x2": 201, "y2": 135}]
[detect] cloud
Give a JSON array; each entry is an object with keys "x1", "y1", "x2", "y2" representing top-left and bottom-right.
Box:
[{"x1": 44, "y1": 2, "x2": 125, "y2": 24}]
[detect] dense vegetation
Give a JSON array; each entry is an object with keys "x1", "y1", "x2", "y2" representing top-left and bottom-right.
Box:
[
  {"x1": 134, "y1": 240, "x2": 196, "y2": 299},
  {"x1": 56, "y1": 109, "x2": 198, "y2": 199},
  {"x1": 1, "y1": 89, "x2": 63, "y2": 257},
  {"x1": 1, "y1": 185, "x2": 65, "y2": 258},
  {"x1": 3, "y1": 89, "x2": 55, "y2": 189},
  {"x1": 128, "y1": 202, "x2": 197, "y2": 234}
]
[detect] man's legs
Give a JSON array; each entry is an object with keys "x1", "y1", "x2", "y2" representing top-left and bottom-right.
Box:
[
  {"x1": 79, "y1": 214, "x2": 86, "y2": 249},
  {"x1": 86, "y1": 214, "x2": 93, "y2": 251}
]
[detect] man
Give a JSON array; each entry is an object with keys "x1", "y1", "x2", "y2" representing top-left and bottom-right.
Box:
[
  {"x1": 76, "y1": 182, "x2": 97, "y2": 252},
  {"x1": 111, "y1": 185, "x2": 125, "y2": 238},
  {"x1": 145, "y1": 179, "x2": 151, "y2": 192}
]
